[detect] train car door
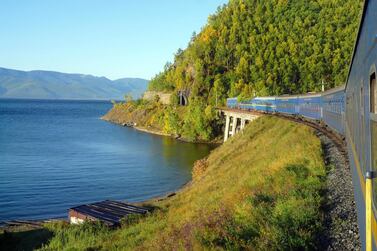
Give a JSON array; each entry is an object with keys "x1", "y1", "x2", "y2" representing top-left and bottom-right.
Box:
[
  {"x1": 361, "y1": 85, "x2": 366, "y2": 169},
  {"x1": 370, "y1": 73, "x2": 377, "y2": 203}
]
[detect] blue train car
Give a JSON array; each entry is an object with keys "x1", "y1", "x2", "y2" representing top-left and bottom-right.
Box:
[
  {"x1": 226, "y1": 98, "x2": 238, "y2": 109},
  {"x1": 322, "y1": 86, "x2": 345, "y2": 134},
  {"x1": 344, "y1": 1, "x2": 377, "y2": 250},
  {"x1": 298, "y1": 93, "x2": 322, "y2": 120},
  {"x1": 252, "y1": 97, "x2": 276, "y2": 112},
  {"x1": 275, "y1": 96, "x2": 299, "y2": 115},
  {"x1": 239, "y1": 99, "x2": 254, "y2": 110}
]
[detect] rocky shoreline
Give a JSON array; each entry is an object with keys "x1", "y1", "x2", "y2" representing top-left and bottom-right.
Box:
[
  {"x1": 101, "y1": 111, "x2": 222, "y2": 144},
  {"x1": 102, "y1": 117, "x2": 172, "y2": 137}
]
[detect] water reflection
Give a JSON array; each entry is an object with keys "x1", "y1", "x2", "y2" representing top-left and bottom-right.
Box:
[{"x1": 0, "y1": 99, "x2": 215, "y2": 221}]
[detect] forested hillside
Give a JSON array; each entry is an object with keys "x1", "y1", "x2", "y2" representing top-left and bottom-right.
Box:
[
  {"x1": 109, "y1": 0, "x2": 362, "y2": 141},
  {"x1": 150, "y1": 0, "x2": 361, "y2": 97}
]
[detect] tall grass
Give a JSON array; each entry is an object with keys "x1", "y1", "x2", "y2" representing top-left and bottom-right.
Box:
[{"x1": 40, "y1": 116, "x2": 325, "y2": 250}]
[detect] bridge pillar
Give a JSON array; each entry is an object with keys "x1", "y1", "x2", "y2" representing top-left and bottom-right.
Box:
[
  {"x1": 220, "y1": 108, "x2": 260, "y2": 142},
  {"x1": 224, "y1": 115, "x2": 230, "y2": 142},
  {"x1": 240, "y1": 118, "x2": 246, "y2": 130},
  {"x1": 231, "y1": 116, "x2": 237, "y2": 136}
]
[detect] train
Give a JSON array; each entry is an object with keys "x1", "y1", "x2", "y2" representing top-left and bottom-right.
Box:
[
  {"x1": 226, "y1": 1, "x2": 377, "y2": 250},
  {"x1": 226, "y1": 87, "x2": 345, "y2": 133}
]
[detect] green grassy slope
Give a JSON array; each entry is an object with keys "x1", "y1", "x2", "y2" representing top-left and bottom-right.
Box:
[{"x1": 39, "y1": 116, "x2": 326, "y2": 250}]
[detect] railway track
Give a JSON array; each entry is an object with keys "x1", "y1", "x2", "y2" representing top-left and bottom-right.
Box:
[{"x1": 220, "y1": 107, "x2": 348, "y2": 161}]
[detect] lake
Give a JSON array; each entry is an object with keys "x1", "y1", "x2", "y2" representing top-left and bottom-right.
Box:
[{"x1": 0, "y1": 99, "x2": 213, "y2": 221}]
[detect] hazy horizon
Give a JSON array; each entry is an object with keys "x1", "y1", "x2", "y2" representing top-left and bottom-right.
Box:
[{"x1": 0, "y1": 0, "x2": 228, "y2": 80}]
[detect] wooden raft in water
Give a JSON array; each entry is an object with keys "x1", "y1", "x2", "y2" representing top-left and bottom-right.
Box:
[{"x1": 68, "y1": 200, "x2": 149, "y2": 226}]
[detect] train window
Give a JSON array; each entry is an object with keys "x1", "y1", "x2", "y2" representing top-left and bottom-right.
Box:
[
  {"x1": 371, "y1": 72, "x2": 377, "y2": 205},
  {"x1": 353, "y1": 93, "x2": 355, "y2": 141},
  {"x1": 371, "y1": 73, "x2": 376, "y2": 114},
  {"x1": 359, "y1": 87, "x2": 363, "y2": 146}
]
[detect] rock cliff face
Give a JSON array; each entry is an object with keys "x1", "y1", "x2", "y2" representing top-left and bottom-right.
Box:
[
  {"x1": 143, "y1": 91, "x2": 172, "y2": 105},
  {"x1": 101, "y1": 103, "x2": 169, "y2": 137}
]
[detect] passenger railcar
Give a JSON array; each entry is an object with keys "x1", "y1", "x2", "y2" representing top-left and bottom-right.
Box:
[
  {"x1": 238, "y1": 98, "x2": 254, "y2": 111},
  {"x1": 322, "y1": 86, "x2": 345, "y2": 134},
  {"x1": 275, "y1": 96, "x2": 299, "y2": 115},
  {"x1": 298, "y1": 93, "x2": 322, "y2": 120},
  {"x1": 226, "y1": 98, "x2": 238, "y2": 109},
  {"x1": 345, "y1": 1, "x2": 377, "y2": 250},
  {"x1": 251, "y1": 97, "x2": 276, "y2": 113}
]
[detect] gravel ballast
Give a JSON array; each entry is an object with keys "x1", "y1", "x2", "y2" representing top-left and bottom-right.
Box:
[{"x1": 317, "y1": 131, "x2": 361, "y2": 250}]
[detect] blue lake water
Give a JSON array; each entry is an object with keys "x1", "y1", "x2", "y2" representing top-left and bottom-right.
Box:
[{"x1": 0, "y1": 99, "x2": 213, "y2": 221}]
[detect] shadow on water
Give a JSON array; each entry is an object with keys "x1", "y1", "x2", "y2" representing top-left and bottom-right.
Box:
[
  {"x1": 0, "y1": 228, "x2": 53, "y2": 251},
  {"x1": 160, "y1": 136, "x2": 215, "y2": 168}
]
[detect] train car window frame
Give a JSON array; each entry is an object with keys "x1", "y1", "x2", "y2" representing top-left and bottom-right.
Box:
[
  {"x1": 369, "y1": 70, "x2": 377, "y2": 207},
  {"x1": 353, "y1": 92, "x2": 356, "y2": 143},
  {"x1": 371, "y1": 72, "x2": 377, "y2": 117},
  {"x1": 359, "y1": 83, "x2": 367, "y2": 175},
  {"x1": 361, "y1": 85, "x2": 364, "y2": 115}
]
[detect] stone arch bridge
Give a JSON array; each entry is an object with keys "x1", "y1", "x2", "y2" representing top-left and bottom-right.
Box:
[{"x1": 219, "y1": 108, "x2": 260, "y2": 142}]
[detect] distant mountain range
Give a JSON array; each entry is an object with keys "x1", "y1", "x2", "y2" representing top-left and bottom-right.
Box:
[{"x1": 0, "y1": 67, "x2": 149, "y2": 100}]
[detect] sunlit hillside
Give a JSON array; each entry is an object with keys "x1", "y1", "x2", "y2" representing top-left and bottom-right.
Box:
[{"x1": 108, "y1": 0, "x2": 363, "y2": 141}]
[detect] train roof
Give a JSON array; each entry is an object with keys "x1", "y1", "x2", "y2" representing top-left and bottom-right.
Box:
[
  {"x1": 346, "y1": 0, "x2": 369, "y2": 88},
  {"x1": 298, "y1": 92, "x2": 322, "y2": 98},
  {"x1": 275, "y1": 95, "x2": 299, "y2": 100},
  {"x1": 254, "y1": 96, "x2": 276, "y2": 100},
  {"x1": 322, "y1": 85, "x2": 345, "y2": 95}
]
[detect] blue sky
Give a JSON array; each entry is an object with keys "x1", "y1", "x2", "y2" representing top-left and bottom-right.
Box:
[{"x1": 0, "y1": 0, "x2": 228, "y2": 80}]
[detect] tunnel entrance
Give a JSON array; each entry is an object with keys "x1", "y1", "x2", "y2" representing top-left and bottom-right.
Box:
[{"x1": 178, "y1": 90, "x2": 189, "y2": 106}]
